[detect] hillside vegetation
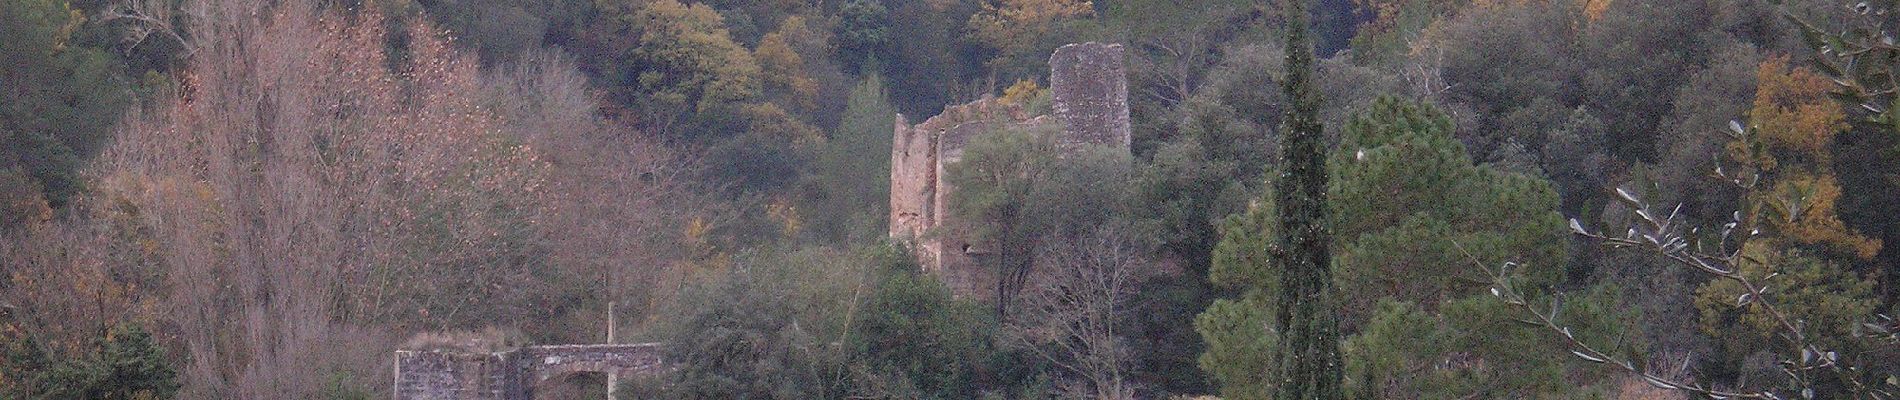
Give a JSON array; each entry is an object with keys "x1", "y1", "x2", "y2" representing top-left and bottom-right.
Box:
[{"x1": 1, "y1": 0, "x2": 1897, "y2": 398}]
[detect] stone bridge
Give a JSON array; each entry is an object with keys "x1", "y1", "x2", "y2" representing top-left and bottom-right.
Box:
[{"x1": 393, "y1": 343, "x2": 664, "y2": 400}]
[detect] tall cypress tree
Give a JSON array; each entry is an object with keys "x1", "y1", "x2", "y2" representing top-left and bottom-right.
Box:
[{"x1": 1272, "y1": 0, "x2": 1343, "y2": 398}]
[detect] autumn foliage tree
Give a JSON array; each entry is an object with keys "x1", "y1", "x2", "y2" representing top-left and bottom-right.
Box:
[
  {"x1": 62, "y1": 1, "x2": 557, "y2": 396},
  {"x1": 1729, "y1": 55, "x2": 1881, "y2": 260},
  {"x1": 967, "y1": 0, "x2": 1093, "y2": 79},
  {"x1": 1475, "y1": 54, "x2": 1899, "y2": 400},
  {"x1": 591, "y1": 0, "x2": 761, "y2": 135},
  {"x1": 1665, "y1": 54, "x2": 1895, "y2": 395},
  {"x1": 481, "y1": 48, "x2": 712, "y2": 334}
]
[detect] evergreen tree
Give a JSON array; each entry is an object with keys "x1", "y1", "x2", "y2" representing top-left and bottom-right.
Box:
[
  {"x1": 835, "y1": 0, "x2": 891, "y2": 72},
  {"x1": 804, "y1": 73, "x2": 896, "y2": 242},
  {"x1": 849, "y1": 248, "x2": 1004, "y2": 399},
  {"x1": 0, "y1": 0, "x2": 131, "y2": 212},
  {"x1": 94, "y1": 325, "x2": 179, "y2": 399},
  {"x1": 0, "y1": 324, "x2": 179, "y2": 399},
  {"x1": 1195, "y1": 200, "x2": 1282, "y2": 399},
  {"x1": 1197, "y1": 96, "x2": 1609, "y2": 399},
  {"x1": 1327, "y1": 98, "x2": 1569, "y2": 325},
  {"x1": 0, "y1": 328, "x2": 52, "y2": 398},
  {"x1": 1330, "y1": 99, "x2": 1599, "y2": 398},
  {"x1": 1271, "y1": 0, "x2": 1343, "y2": 397},
  {"x1": 945, "y1": 125, "x2": 1061, "y2": 314}
]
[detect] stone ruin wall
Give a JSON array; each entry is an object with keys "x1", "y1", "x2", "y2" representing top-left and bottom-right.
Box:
[
  {"x1": 889, "y1": 42, "x2": 1131, "y2": 298},
  {"x1": 393, "y1": 344, "x2": 665, "y2": 400},
  {"x1": 890, "y1": 97, "x2": 1042, "y2": 294},
  {"x1": 1050, "y1": 42, "x2": 1133, "y2": 151},
  {"x1": 394, "y1": 349, "x2": 523, "y2": 400}
]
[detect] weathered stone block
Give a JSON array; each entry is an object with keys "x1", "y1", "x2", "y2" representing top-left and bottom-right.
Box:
[{"x1": 1049, "y1": 42, "x2": 1131, "y2": 150}]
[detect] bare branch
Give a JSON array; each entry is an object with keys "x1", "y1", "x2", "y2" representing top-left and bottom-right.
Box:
[{"x1": 1453, "y1": 241, "x2": 1777, "y2": 399}]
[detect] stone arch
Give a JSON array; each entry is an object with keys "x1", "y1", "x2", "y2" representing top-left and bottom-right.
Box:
[
  {"x1": 521, "y1": 344, "x2": 665, "y2": 386},
  {"x1": 394, "y1": 343, "x2": 665, "y2": 400},
  {"x1": 520, "y1": 344, "x2": 664, "y2": 399},
  {"x1": 529, "y1": 370, "x2": 609, "y2": 400}
]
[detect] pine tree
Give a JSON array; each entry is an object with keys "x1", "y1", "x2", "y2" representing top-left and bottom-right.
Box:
[
  {"x1": 1272, "y1": 0, "x2": 1343, "y2": 398},
  {"x1": 0, "y1": 324, "x2": 179, "y2": 399},
  {"x1": 95, "y1": 325, "x2": 180, "y2": 399}
]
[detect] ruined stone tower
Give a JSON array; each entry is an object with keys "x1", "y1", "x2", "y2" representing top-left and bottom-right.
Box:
[
  {"x1": 888, "y1": 42, "x2": 1131, "y2": 297},
  {"x1": 1049, "y1": 42, "x2": 1133, "y2": 150}
]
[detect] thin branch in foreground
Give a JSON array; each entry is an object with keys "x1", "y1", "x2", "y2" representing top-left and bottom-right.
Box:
[
  {"x1": 1457, "y1": 180, "x2": 1899, "y2": 399},
  {"x1": 1452, "y1": 241, "x2": 1777, "y2": 400}
]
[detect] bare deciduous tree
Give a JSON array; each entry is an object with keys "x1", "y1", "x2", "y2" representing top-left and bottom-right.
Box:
[
  {"x1": 482, "y1": 49, "x2": 713, "y2": 338},
  {"x1": 86, "y1": 1, "x2": 556, "y2": 396},
  {"x1": 100, "y1": 0, "x2": 195, "y2": 59},
  {"x1": 0, "y1": 216, "x2": 159, "y2": 358},
  {"x1": 1007, "y1": 223, "x2": 1156, "y2": 400}
]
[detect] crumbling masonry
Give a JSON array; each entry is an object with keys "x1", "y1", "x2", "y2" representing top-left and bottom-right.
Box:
[
  {"x1": 392, "y1": 344, "x2": 664, "y2": 400},
  {"x1": 888, "y1": 42, "x2": 1131, "y2": 297}
]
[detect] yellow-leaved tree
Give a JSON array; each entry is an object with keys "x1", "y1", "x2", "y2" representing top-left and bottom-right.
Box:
[
  {"x1": 1731, "y1": 55, "x2": 1882, "y2": 260},
  {"x1": 754, "y1": 16, "x2": 824, "y2": 113},
  {"x1": 1681, "y1": 53, "x2": 1889, "y2": 396},
  {"x1": 966, "y1": 0, "x2": 1091, "y2": 77}
]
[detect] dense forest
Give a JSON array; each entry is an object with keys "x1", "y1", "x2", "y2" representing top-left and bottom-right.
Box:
[{"x1": 2, "y1": 0, "x2": 1899, "y2": 398}]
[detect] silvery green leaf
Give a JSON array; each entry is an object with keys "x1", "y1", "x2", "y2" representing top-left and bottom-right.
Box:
[
  {"x1": 1569, "y1": 218, "x2": 1587, "y2": 235},
  {"x1": 1641, "y1": 375, "x2": 1679, "y2": 390},
  {"x1": 1616, "y1": 187, "x2": 1642, "y2": 204},
  {"x1": 1571, "y1": 350, "x2": 1606, "y2": 363},
  {"x1": 1729, "y1": 120, "x2": 1746, "y2": 135}
]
